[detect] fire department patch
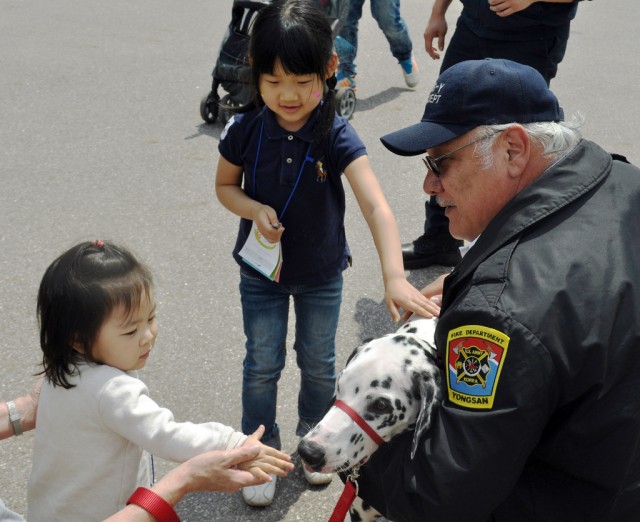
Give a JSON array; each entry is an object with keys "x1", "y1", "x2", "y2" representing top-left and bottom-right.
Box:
[{"x1": 446, "y1": 325, "x2": 510, "y2": 409}]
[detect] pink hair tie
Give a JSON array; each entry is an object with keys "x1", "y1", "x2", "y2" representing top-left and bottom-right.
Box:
[{"x1": 92, "y1": 240, "x2": 104, "y2": 248}]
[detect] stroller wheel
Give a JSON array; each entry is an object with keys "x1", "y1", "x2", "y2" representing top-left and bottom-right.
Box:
[
  {"x1": 219, "y1": 94, "x2": 243, "y2": 125},
  {"x1": 200, "y1": 91, "x2": 219, "y2": 124},
  {"x1": 335, "y1": 88, "x2": 356, "y2": 120}
]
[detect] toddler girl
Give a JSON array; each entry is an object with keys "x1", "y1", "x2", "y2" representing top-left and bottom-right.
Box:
[{"x1": 27, "y1": 240, "x2": 292, "y2": 521}]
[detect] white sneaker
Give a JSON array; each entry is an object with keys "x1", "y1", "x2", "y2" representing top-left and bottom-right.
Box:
[
  {"x1": 302, "y1": 463, "x2": 333, "y2": 485},
  {"x1": 400, "y1": 55, "x2": 420, "y2": 88},
  {"x1": 241, "y1": 475, "x2": 277, "y2": 506}
]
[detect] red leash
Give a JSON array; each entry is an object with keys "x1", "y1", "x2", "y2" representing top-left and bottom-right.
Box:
[
  {"x1": 328, "y1": 477, "x2": 358, "y2": 522},
  {"x1": 328, "y1": 400, "x2": 386, "y2": 521}
]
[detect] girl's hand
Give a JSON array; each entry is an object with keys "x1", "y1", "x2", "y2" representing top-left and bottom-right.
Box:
[
  {"x1": 384, "y1": 276, "x2": 441, "y2": 323},
  {"x1": 398, "y1": 272, "x2": 449, "y2": 322},
  {"x1": 252, "y1": 205, "x2": 285, "y2": 244},
  {"x1": 238, "y1": 425, "x2": 294, "y2": 480}
]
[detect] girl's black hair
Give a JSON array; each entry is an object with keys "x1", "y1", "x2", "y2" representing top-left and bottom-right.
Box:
[
  {"x1": 249, "y1": 0, "x2": 337, "y2": 153},
  {"x1": 37, "y1": 241, "x2": 153, "y2": 389}
]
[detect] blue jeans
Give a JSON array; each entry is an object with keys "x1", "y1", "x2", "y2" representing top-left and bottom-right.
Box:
[
  {"x1": 239, "y1": 270, "x2": 343, "y2": 449},
  {"x1": 335, "y1": 0, "x2": 413, "y2": 78}
]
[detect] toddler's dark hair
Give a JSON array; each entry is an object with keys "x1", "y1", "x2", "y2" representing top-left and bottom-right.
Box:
[
  {"x1": 249, "y1": 0, "x2": 337, "y2": 154},
  {"x1": 37, "y1": 240, "x2": 153, "y2": 389}
]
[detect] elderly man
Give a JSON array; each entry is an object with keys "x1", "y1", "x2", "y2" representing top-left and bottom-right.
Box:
[{"x1": 355, "y1": 59, "x2": 640, "y2": 521}]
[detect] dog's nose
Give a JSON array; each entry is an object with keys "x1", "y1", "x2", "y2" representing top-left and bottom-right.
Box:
[{"x1": 297, "y1": 439, "x2": 327, "y2": 470}]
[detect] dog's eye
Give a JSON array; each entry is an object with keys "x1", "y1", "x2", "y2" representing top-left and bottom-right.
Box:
[{"x1": 368, "y1": 397, "x2": 392, "y2": 415}]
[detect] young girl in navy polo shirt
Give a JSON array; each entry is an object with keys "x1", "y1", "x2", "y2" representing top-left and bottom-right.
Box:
[{"x1": 215, "y1": 0, "x2": 437, "y2": 507}]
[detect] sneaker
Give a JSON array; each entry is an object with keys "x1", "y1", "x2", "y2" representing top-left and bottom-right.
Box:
[
  {"x1": 399, "y1": 55, "x2": 419, "y2": 88},
  {"x1": 302, "y1": 463, "x2": 333, "y2": 486},
  {"x1": 241, "y1": 475, "x2": 277, "y2": 507},
  {"x1": 402, "y1": 233, "x2": 463, "y2": 269},
  {"x1": 336, "y1": 71, "x2": 357, "y2": 90}
]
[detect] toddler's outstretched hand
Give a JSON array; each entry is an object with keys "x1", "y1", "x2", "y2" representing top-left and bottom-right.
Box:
[{"x1": 238, "y1": 425, "x2": 294, "y2": 480}]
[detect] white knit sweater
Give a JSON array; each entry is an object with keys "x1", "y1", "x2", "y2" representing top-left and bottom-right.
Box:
[{"x1": 27, "y1": 363, "x2": 247, "y2": 521}]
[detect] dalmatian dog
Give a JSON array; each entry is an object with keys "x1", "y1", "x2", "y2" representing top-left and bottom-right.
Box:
[{"x1": 298, "y1": 316, "x2": 442, "y2": 521}]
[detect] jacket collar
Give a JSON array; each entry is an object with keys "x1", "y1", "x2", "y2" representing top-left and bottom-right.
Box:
[{"x1": 442, "y1": 140, "x2": 612, "y2": 310}]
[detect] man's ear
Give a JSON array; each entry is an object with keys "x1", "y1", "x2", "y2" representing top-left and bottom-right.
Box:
[{"x1": 501, "y1": 125, "x2": 530, "y2": 178}]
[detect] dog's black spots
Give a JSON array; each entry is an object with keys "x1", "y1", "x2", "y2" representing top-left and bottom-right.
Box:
[
  {"x1": 381, "y1": 376, "x2": 392, "y2": 389},
  {"x1": 354, "y1": 386, "x2": 359, "y2": 395},
  {"x1": 392, "y1": 334, "x2": 407, "y2": 345},
  {"x1": 399, "y1": 413, "x2": 405, "y2": 421},
  {"x1": 350, "y1": 432, "x2": 364, "y2": 446},
  {"x1": 377, "y1": 414, "x2": 398, "y2": 430},
  {"x1": 403, "y1": 326, "x2": 418, "y2": 335},
  {"x1": 336, "y1": 448, "x2": 342, "y2": 456},
  {"x1": 404, "y1": 358, "x2": 412, "y2": 366},
  {"x1": 370, "y1": 379, "x2": 379, "y2": 388},
  {"x1": 364, "y1": 413, "x2": 374, "y2": 421},
  {"x1": 394, "y1": 398, "x2": 406, "y2": 413},
  {"x1": 410, "y1": 348, "x2": 419, "y2": 356}
]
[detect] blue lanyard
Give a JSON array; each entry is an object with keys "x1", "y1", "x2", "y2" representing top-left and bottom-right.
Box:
[{"x1": 252, "y1": 120, "x2": 314, "y2": 223}]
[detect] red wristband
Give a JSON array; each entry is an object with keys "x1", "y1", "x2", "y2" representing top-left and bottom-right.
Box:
[{"x1": 126, "y1": 487, "x2": 180, "y2": 522}]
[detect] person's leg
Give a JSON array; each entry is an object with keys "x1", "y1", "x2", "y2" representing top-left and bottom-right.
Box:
[
  {"x1": 336, "y1": 0, "x2": 365, "y2": 82},
  {"x1": 370, "y1": 0, "x2": 419, "y2": 87},
  {"x1": 370, "y1": 0, "x2": 412, "y2": 62},
  {"x1": 483, "y1": 25, "x2": 570, "y2": 85},
  {"x1": 291, "y1": 274, "x2": 343, "y2": 437},
  {"x1": 239, "y1": 270, "x2": 289, "y2": 450}
]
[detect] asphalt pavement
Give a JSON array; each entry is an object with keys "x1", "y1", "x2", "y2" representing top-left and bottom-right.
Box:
[{"x1": 1, "y1": 1, "x2": 639, "y2": 520}]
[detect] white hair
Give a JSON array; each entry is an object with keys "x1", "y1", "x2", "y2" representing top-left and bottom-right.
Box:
[{"x1": 472, "y1": 113, "x2": 584, "y2": 170}]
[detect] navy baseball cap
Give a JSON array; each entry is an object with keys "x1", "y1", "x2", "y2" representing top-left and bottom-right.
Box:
[{"x1": 380, "y1": 58, "x2": 564, "y2": 156}]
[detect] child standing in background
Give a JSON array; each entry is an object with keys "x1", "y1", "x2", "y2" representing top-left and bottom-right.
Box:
[
  {"x1": 27, "y1": 240, "x2": 292, "y2": 521},
  {"x1": 215, "y1": 0, "x2": 437, "y2": 507}
]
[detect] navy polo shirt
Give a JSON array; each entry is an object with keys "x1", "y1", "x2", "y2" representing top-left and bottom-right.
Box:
[{"x1": 218, "y1": 105, "x2": 367, "y2": 285}]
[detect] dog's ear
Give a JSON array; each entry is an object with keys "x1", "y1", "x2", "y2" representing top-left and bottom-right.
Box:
[{"x1": 411, "y1": 370, "x2": 441, "y2": 459}]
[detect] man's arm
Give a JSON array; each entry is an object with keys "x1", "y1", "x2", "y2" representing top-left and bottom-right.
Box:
[{"x1": 424, "y1": 0, "x2": 454, "y2": 59}]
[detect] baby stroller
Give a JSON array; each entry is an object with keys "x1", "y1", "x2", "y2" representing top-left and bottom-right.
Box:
[{"x1": 199, "y1": 0, "x2": 356, "y2": 125}]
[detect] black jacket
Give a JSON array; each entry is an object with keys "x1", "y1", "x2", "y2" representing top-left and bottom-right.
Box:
[{"x1": 357, "y1": 140, "x2": 640, "y2": 521}]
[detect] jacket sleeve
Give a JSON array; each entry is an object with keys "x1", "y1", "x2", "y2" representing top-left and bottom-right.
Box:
[
  {"x1": 357, "y1": 311, "x2": 558, "y2": 522},
  {"x1": 97, "y1": 374, "x2": 247, "y2": 463}
]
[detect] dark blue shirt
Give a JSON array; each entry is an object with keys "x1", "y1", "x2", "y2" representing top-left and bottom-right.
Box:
[{"x1": 218, "y1": 105, "x2": 367, "y2": 285}]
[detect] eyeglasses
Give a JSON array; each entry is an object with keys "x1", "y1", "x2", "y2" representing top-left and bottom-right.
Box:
[{"x1": 422, "y1": 132, "x2": 500, "y2": 177}]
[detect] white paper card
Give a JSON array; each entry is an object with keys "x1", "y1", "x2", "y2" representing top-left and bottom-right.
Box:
[{"x1": 238, "y1": 222, "x2": 283, "y2": 282}]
